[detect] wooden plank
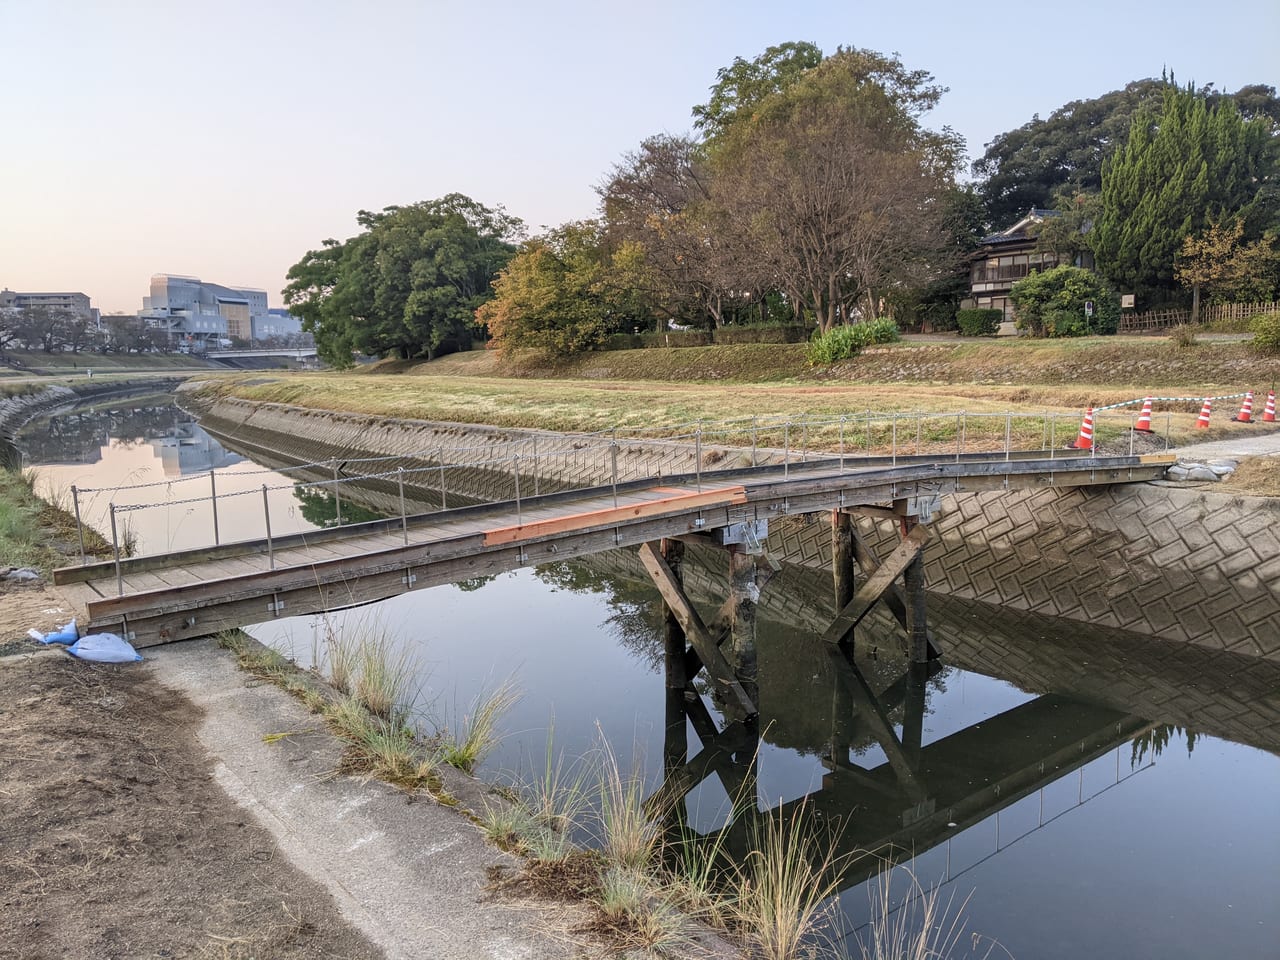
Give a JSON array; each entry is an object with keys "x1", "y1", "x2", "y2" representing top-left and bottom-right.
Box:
[
  {"x1": 638, "y1": 541, "x2": 756, "y2": 718},
  {"x1": 823, "y1": 524, "x2": 929, "y2": 646},
  {"x1": 483, "y1": 485, "x2": 747, "y2": 547}
]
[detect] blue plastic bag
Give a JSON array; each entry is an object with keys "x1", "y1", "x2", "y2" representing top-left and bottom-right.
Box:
[
  {"x1": 27, "y1": 619, "x2": 78, "y2": 645},
  {"x1": 66, "y1": 633, "x2": 143, "y2": 664}
]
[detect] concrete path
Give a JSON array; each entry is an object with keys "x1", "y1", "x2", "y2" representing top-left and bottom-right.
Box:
[
  {"x1": 148, "y1": 637, "x2": 581, "y2": 960},
  {"x1": 1170, "y1": 429, "x2": 1280, "y2": 460}
]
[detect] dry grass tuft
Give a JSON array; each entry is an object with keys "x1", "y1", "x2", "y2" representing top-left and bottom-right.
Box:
[{"x1": 1221, "y1": 456, "x2": 1280, "y2": 497}]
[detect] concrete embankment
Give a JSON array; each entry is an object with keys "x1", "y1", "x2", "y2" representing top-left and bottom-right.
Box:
[
  {"x1": 182, "y1": 386, "x2": 772, "y2": 506},
  {"x1": 185, "y1": 390, "x2": 1280, "y2": 662},
  {"x1": 0, "y1": 378, "x2": 187, "y2": 440}
]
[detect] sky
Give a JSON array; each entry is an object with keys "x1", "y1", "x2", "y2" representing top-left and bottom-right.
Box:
[{"x1": 2, "y1": 0, "x2": 1276, "y2": 314}]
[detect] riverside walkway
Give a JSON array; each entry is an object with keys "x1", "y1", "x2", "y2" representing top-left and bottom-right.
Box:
[{"x1": 54, "y1": 443, "x2": 1174, "y2": 649}]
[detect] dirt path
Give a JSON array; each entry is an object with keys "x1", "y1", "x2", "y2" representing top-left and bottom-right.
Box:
[{"x1": 0, "y1": 646, "x2": 382, "y2": 960}]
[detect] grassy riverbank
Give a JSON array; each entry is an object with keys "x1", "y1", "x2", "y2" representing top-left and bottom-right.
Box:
[
  {"x1": 187, "y1": 333, "x2": 1279, "y2": 450},
  {"x1": 0, "y1": 469, "x2": 97, "y2": 573}
]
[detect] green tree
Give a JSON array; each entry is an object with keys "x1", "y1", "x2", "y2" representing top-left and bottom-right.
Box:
[
  {"x1": 691, "y1": 41, "x2": 823, "y2": 141},
  {"x1": 710, "y1": 47, "x2": 962, "y2": 333},
  {"x1": 1092, "y1": 81, "x2": 1277, "y2": 301},
  {"x1": 476, "y1": 221, "x2": 649, "y2": 355},
  {"x1": 974, "y1": 80, "x2": 1280, "y2": 228},
  {"x1": 1009, "y1": 265, "x2": 1120, "y2": 337},
  {"x1": 283, "y1": 195, "x2": 521, "y2": 368}
]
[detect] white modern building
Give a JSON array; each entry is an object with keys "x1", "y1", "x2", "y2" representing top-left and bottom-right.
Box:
[
  {"x1": 140, "y1": 274, "x2": 270, "y2": 347},
  {"x1": 253, "y1": 307, "x2": 304, "y2": 340}
]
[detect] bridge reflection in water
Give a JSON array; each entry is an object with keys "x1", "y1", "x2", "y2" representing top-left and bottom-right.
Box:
[{"x1": 560, "y1": 540, "x2": 1280, "y2": 935}]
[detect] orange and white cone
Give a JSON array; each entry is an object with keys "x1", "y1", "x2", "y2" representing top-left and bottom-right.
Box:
[
  {"x1": 1263, "y1": 391, "x2": 1277, "y2": 423},
  {"x1": 1195, "y1": 399, "x2": 1212, "y2": 429},
  {"x1": 1232, "y1": 392, "x2": 1255, "y2": 423},
  {"x1": 1073, "y1": 408, "x2": 1095, "y2": 449},
  {"x1": 1134, "y1": 397, "x2": 1154, "y2": 433}
]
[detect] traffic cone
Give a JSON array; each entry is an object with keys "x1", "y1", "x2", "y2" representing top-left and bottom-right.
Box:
[
  {"x1": 1195, "y1": 399, "x2": 1212, "y2": 429},
  {"x1": 1134, "y1": 397, "x2": 1154, "y2": 433},
  {"x1": 1233, "y1": 392, "x2": 1255, "y2": 423},
  {"x1": 1263, "y1": 391, "x2": 1277, "y2": 422},
  {"x1": 1073, "y1": 408, "x2": 1095, "y2": 449}
]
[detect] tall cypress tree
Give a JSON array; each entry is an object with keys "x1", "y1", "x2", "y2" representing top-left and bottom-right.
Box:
[{"x1": 1093, "y1": 79, "x2": 1275, "y2": 301}]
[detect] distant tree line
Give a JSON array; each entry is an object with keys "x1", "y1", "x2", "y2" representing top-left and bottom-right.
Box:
[{"x1": 283, "y1": 54, "x2": 1280, "y2": 363}]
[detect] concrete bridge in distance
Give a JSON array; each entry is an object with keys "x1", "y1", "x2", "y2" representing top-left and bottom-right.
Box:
[{"x1": 54, "y1": 436, "x2": 1175, "y2": 719}]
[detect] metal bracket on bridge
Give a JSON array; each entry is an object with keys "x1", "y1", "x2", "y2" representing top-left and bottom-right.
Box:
[
  {"x1": 266, "y1": 596, "x2": 285, "y2": 616},
  {"x1": 896, "y1": 495, "x2": 942, "y2": 525},
  {"x1": 712, "y1": 519, "x2": 769, "y2": 555},
  {"x1": 401, "y1": 571, "x2": 418, "y2": 587}
]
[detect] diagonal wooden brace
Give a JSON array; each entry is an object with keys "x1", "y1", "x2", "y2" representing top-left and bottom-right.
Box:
[
  {"x1": 823, "y1": 524, "x2": 929, "y2": 647},
  {"x1": 639, "y1": 541, "x2": 758, "y2": 718},
  {"x1": 850, "y1": 525, "x2": 942, "y2": 658}
]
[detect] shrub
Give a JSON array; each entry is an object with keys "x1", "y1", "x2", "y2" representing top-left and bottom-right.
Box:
[
  {"x1": 955, "y1": 308, "x2": 1003, "y2": 337},
  {"x1": 1251, "y1": 310, "x2": 1280, "y2": 354},
  {"x1": 1009, "y1": 265, "x2": 1120, "y2": 337},
  {"x1": 805, "y1": 319, "x2": 900, "y2": 365}
]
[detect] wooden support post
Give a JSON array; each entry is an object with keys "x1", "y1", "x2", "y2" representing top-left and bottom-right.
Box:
[
  {"x1": 639, "y1": 541, "x2": 758, "y2": 718},
  {"x1": 832, "y1": 509, "x2": 854, "y2": 608},
  {"x1": 903, "y1": 538, "x2": 929, "y2": 664},
  {"x1": 660, "y1": 538, "x2": 689, "y2": 778},
  {"x1": 902, "y1": 663, "x2": 927, "y2": 766},
  {"x1": 822, "y1": 524, "x2": 929, "y2": 647},
  {"x1": 727, "y1": 544, "x2": 759, "y2": 723}
]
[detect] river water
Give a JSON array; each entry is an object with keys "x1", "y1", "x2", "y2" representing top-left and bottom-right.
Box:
[{"x1": 15, "y1": 395, "x2": 1279, "y2": 960}]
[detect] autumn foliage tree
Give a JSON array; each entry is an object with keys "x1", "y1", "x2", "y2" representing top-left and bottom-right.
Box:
[
  {"x1": 1176, "y1": 220, "x2": 1280, "y2": 318},
  {"x1": 475, "y1": 221, "x2": 649, "y2": 355}
]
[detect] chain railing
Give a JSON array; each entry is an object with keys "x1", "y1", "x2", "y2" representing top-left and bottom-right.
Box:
[{"x1": 70, "y1": 407, "x2": 1187, "y2": 584}]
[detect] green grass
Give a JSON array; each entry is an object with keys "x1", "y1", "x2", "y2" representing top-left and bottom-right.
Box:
[
  {"x1": 438, "y1": 678, "x2": 522, "y2": 773},
  {"x1": 0, "y1": 469, "x2": 110, "y2": 572}
]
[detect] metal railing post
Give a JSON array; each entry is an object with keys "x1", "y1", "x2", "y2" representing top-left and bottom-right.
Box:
[
  {"x1": 262, "y1": 484, "x2": 275, "y2": 570},
  {"x1": 891, "y1": 415, "x2": 897, "y2": 467},
  {"x1": 438, "y1": 461, "x2": 447, "y2": 511},
  {"x1": 209, "y1": 470, "x2": 220, "y2": 546},
  {"x1": 695, "y1": 429, "x2": 703, "y2": 491},
  {"x1": 955, "y1": 415, "x2": 961, "y2": 462},
  {"x1": 1129, "y1": 415, "x2": 1135, "y2": 455},
  {"x1": 839, "y1": 416, "x2": 846, "y2": 473},
  {"x1": 512, "y1": 456, "x2": 522, "y2": 524},
  {"x1": 1005, "y1": 413, "x2": 1012, "y2": 460},
  {"x1": 916, "y1": 414, "x2": 922, "y2": 456},
  {"x1": 960, "y1": 412, "x2": 967, "y2": 458},
  {"x1": 1050, "y1": 413, "x2": 1056, "y2": 458},
  {"x1": 783, "y1": 422, "x2": 790, "y2": 479},
  {"x1": 109, "y1": 502, "x2": 122, "y2": 596},
  {"x1": 331, "y1": 459, "x2": 342, "y2": 526},
  {"x1": 1165, "y1": 412, "x2": 1171, "y2": 451},
  {"x1": 866, "y1": 409, "x2": 872, "y2": 452},
  {"x1": 610, "y1": 443, "x2": 619, "y2": 508},
  {"x1": 801, "y1": 415, "x2": 808, "y2": 463},
  {"x1": 397, "y1": 467, "x2": 408, "y2": 544},
  {"x1": 751, "y1": 416, "x2": 758, "y2": 468},
  {"x1": 71, "y1": 484, "x2": 86, "y2": 564}
]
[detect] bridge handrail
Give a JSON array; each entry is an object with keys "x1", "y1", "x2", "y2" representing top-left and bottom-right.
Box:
[{"x1": 68, "y1": 406, "x2": 1178, "y2": 565}]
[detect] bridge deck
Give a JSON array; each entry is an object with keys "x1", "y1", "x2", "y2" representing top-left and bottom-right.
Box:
[{"x1": 54, "y1": 452, "x2": 1175, "y2": 647}]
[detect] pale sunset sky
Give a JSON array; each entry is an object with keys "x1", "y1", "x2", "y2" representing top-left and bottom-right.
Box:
[{"x1": 2, "y1": 0, "x2": 1276, "y2": 314}]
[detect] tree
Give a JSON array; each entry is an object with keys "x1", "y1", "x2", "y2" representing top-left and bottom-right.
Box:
[
  {"x1": 1176, "y1": 220, "x2": 1280, "y2": 316},
  {"x1": 974, "y1": 80, "x2": 1280, "y2": 228},
  {"x1": 974, "y1": 80, "x2": 1166, "y2": 227},
  {"x1": 691, "y1": 41, "x2": 823, "y2": 141},
  {"x1": 600, "y1": 134, "x2": 752, "y2": 329},
  {"x1": 710, "y1": 47, "x2": 963, "y2": 333},
  {"x1": 283, "y1": 195, "x2": 521, "y2": 368},
  {"x1": 1092, "y1": 81, "x2": 1278, "y2": 301},
  {"x1": 1030, "y1": 191, "x2": 1099, "y2": 263},
  {"x1": 476, "y1": 221, "x2": 649, "y2": 355},
  {"x1": 1009, "y1": 265, "x2": 1120, "y2": 337}
]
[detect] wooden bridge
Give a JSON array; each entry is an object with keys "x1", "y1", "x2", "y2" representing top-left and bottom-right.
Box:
[{"x1": 55, "y1": 448, "x2": 1175, "y2": 687}]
